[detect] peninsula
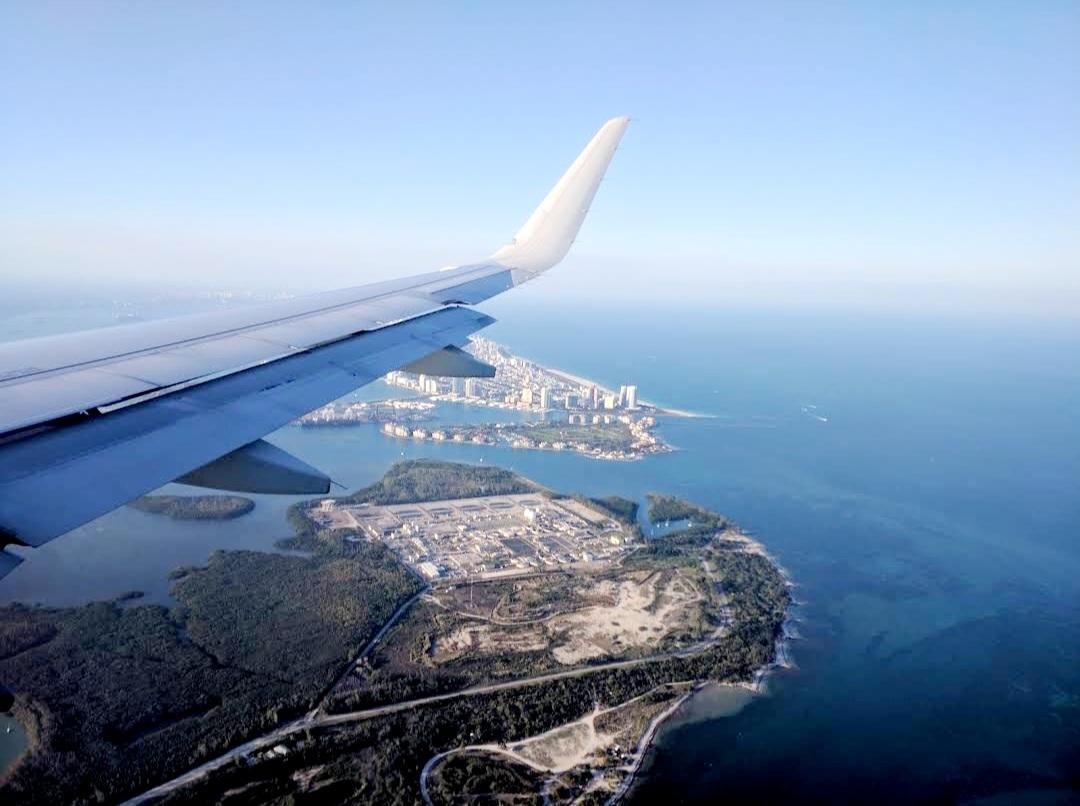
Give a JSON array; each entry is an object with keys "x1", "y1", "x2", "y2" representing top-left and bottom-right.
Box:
[
  {"x1": 384, "y1": 336, "x2": 696, "y2": 418},
  {"x1": 0, "y1": 461, "x2": 788, "y2": 805}
]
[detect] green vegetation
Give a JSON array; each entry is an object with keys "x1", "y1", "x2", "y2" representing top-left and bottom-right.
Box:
[
  {"x1": 344, "y1": 459, "x2": 540, "y2": 505},
  {"x1": 0, "y1": 535, "x2": 419, "y2": 805},
  {"x1": 0, "y1": 461, "x2": 788, "y2": 805},
  {"x1": 509, "y1": 422, "x2": 636, "y2": 452},
  {"x1": 328, "y1": 511, "x2": 786, "y2": 714},
  {"x1": 584, "y1": 495, "x2": 639, "y2": 525},
  {"x1": 172, "y1": 543, "x2": 416, "y2": 684},
  {"x1": 646, "y1": 493, "x2": 724, "y2": 526},
  {"x1": 129, "y1": 494, "x2": 255, "y2": 520},
  {"x1": 157, "y1": 548, "x2": 785, "y2": 806},
  {"x1": 430, "y1": 752, "x2": 545, "y2": 805}
]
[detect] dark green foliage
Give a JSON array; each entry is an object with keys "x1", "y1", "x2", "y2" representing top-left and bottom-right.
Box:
[
  {"x1": 129, "y1": 494, "x2": 255, "y2": 520},
  {"x1": 646, "y1": 493, "x2": 725, "y2": 527},
  {"x1": 430, "y1": 752, "x2": 545, "y2": 803},
  {"x1": 709, "y1": 550, "x2": 790, "y2": 626},
  {"x1": 0, "y1": 607, "x2": 57, "y2": 659},
  {"x1": 639, "y1": 524, "x2": 720, "y2": 557},
  {"x1": 159, "y1": 596, "x2": 785, "y2": 806},
  {"x1": 345, "y1": 459, "x2": 539, "y2": 505},
  {"x1": 155, "y1": 507, "x2": 789, "y2": 805},
  {"x1": 0, "y1": 541, "x2": 420, "y2": 805},
  {"x1": 583, "y1": 495, "x2": 639, "y2": 525},
  {"x1": 172, "y1": 544, "x2": 417, "y2": 683},
  {"x1": 0, "y1": 463, "x2": 788, "y2": 806}
]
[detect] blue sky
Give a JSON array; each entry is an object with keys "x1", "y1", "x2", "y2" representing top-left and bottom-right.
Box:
[{"x1": 2, "y1": 2, "x2": 1078, "y2": 314}]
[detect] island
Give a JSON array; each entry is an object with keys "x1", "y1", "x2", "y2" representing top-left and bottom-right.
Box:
[
  {"x1": 128, "y1": 494, "x2": 256, "y2": 520},
  {"x1": 0, "y1": 460, "x2": 789, "y2": 805},
  {"x1": 380, "y1": 415, "x2": 671, "y2": 461},
  {"x1": 293, "y1": 336, "x2": 688, "y2": 460}
]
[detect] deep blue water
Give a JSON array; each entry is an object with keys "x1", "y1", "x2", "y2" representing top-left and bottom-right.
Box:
[{"x1": 1, "y1": 294, "x2": 1078, "y2": 802}]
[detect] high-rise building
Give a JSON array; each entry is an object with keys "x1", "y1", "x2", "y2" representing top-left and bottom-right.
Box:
[
  {"x1": 618, "y1": 385, "x2": 628, "y2": 407},
  {"x1": 521, "y1": 387, "x2": 534, "y2": 406},
  {"x1": 590, "y1": 386, "x2": 600, "y2": 409},
  {"x1": 625, "y1": 385, "x2": 638, "y2": 409},
  {"x1": 451, "y1": 377, "x2": 464, "y2": 396},
  {"x1": 603, "y1": 394, "x2": 617, "y2": 410},
  {"x1": 539, "y1": 387, "x2": 550, "y2": 410},
  {"x1": 465, "y1": 379, "x2": 478, "y2": 398}
]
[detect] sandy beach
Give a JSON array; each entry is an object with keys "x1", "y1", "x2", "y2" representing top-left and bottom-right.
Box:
[{"x1": 541, "y1": 366, "x2": 708, "y2": 419}]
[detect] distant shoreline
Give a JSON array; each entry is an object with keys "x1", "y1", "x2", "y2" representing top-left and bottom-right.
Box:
[{"x1": 541, "y1": 366, "x2": 708, "y2": 419}]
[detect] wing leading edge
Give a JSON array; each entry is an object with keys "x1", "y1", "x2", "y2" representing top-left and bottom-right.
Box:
[{"x1": 0, "y1": 117, "x2": 630, "y2": 573}]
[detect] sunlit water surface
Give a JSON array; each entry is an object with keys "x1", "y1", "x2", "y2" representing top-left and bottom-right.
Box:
[{"x1": 1, "y1": 292, "x2": 1077, "y2": 802}]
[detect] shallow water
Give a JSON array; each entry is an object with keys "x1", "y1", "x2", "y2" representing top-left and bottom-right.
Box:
[{"x1": 0, "y1": 713, "x2": 27, "y2": 777}]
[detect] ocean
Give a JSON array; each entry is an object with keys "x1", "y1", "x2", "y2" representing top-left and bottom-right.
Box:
[{"x1": 1, "y1": 291, "x2": 1078, "y2": 802}]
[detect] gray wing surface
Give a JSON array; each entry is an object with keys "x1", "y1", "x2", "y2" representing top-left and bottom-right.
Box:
[{"x1": 0, "y1": 116, "x2": 630, "y2": 572}]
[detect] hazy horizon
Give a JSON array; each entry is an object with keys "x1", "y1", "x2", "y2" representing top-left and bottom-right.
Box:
[{"x1": 3, "y1": 2, "x2": 1078, "y2": 316}]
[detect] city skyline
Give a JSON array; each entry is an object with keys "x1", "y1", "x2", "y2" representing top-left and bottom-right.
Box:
[{"x1": 385, "y1": 337, "x2": 644, "y2": 416}]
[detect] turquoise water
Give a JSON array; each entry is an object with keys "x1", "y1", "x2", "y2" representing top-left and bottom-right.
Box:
[{"x1": 1, "y1": 294, "x2": 1078, "y2": 801}]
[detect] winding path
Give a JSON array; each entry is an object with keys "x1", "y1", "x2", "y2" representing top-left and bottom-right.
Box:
[
  {"x1": 417, "y1": 684, "x2": 699, "y2": 806},
  {"x1": 121, "y1": 642, "x2": 717, "y2": 805},
  {"x1": 121, "y1": 553, "x2": 739, "y2": 806}
]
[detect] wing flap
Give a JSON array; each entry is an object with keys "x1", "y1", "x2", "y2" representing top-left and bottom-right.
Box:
[
  {"x1": 0, "y1": 116, "x2": 631, "y2": 550},
  {"x1": 0, "y1": 306, "x2": 493, "y2": 546},
  {"x1": 0, "y1": 368, "x2": 159, "y2": 434},
  {"x1": 176, "y1": 439, "x2": 331, "y2": 495}
]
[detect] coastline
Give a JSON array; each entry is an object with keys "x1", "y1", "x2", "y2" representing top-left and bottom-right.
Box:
[
  {"x1": 390, "y1": 493, "x2": 797, "y2": 803},
  {"x1": 379, "y1": 425, "x2": 674, "y2": 462},
  {"x1": 0, "y1": 700, "x2": 41, "y2": 786},
  {"x1": 2, "y1": 462, "x2": 793, "y2": 805},
  {"x1": 541, "y1": 366, "x2": 708, "y2": 419},
  {"x1": 606, "y1": 684, "x2": 702, "y2": 805},
  {"x1": 421, "y1": 524, "x2": 798, "y2": 804},
  {"x1": 612, "y1": 559, "x2": 798, "y2": 802}
]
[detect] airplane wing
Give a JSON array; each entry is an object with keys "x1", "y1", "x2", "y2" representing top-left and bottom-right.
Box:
[{"x1": 0, "y1": 116, "x2": 630, "y2": 576}]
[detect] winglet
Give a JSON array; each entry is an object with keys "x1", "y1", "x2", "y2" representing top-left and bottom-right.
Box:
[{"x1": 491, "y1": 116, "x2": 630, "y2": 274}]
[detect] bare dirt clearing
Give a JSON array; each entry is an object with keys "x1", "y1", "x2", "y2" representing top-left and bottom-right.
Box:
[
  {"x1": 426, "y1": 567, "x2": 715, "y2": 667},
  {"x1": 432, "y1": 622, "x2": 548, "y2": 662},
  {"x1": 425, "y1": 685, "x2": 693, "y2": 805},
  {"x1": 549, "y1": 569, "x2": 706, "y2": 665}
]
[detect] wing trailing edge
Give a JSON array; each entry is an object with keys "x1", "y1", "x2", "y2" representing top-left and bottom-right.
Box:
[{"x1": 0, "y1": 117, "x2": 631, "y2": 566}]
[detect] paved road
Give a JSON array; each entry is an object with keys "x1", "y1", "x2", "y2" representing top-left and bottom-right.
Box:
[
  {"x1": 417, "y1": 683, "x2": 699, "y2": 806},
  {"x1": 122, "y1": 583, "x2": 726, "y2": 806},
  {"x1": 309, "y1": 585, "x2": 431, "y2": 720},
  {"x1": 121, "y1": 644, "x2": 713, "y2": 805}
]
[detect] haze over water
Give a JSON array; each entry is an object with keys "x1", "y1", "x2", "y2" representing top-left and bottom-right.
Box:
[{"x1": 1, "y1": 292, "x2": 1078, "y2": 802}]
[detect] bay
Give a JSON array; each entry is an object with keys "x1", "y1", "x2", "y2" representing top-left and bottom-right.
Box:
[{"x1": 1, "y1": 292, "x2": 1078, "y2": 802}]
